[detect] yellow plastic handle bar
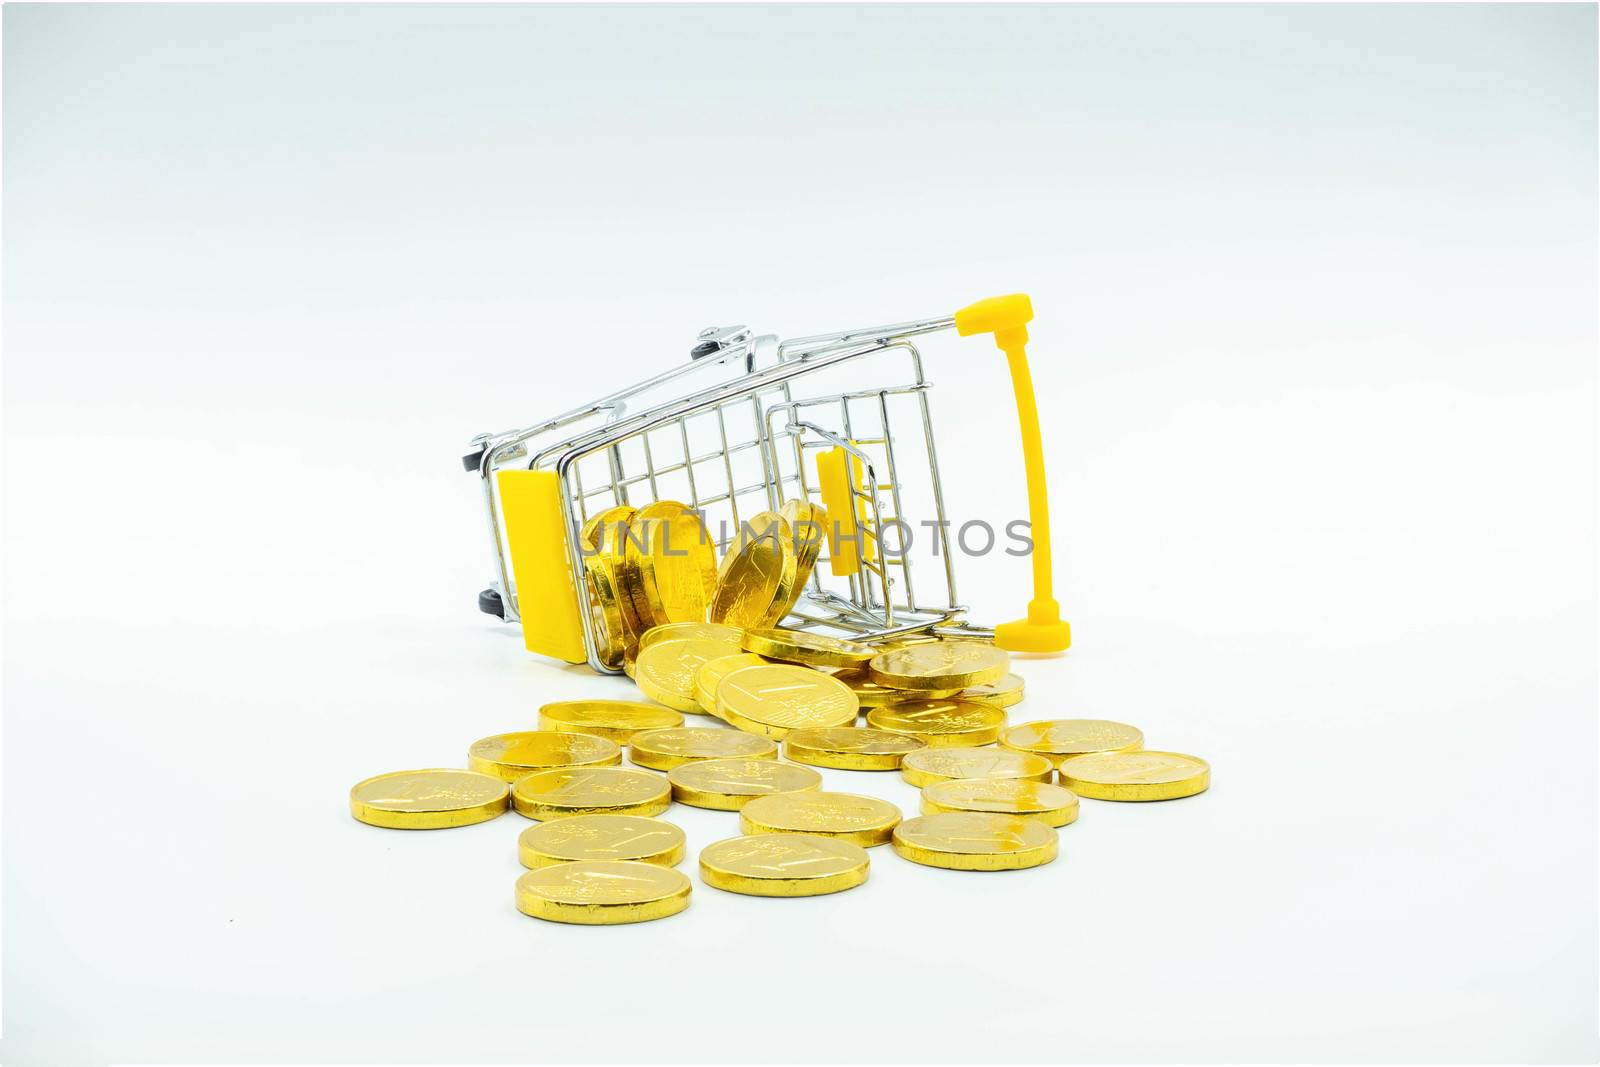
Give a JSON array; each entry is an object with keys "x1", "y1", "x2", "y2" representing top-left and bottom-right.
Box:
[{"x1": 954, "y1": 294, "x2": 1071, "y2": 653}]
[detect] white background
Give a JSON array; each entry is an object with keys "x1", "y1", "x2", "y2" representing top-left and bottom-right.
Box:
[{"x1": 3, "y1": 4, "x2": 1596, "y2": 1064}]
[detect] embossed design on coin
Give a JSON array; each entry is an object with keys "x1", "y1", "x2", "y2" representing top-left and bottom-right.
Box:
[
  {"x1": 349, "y1": 769, "x2": 509, "y2": 829},
  {"x1": 515, "y1": 860, "x2": 692, "y2": 924},
  {"x1": 865, "y1": 698, "x2": 1007, "y2": 747},
  {"x1": 635, "y1": 637, "x2": 745, "y2": 714},
  {"x1": 629, "y1": 726, "x2": 779, "y2": 771},
  {"x1": 694, "y1": 652, "x2": 770, "y2": 716},
  {"x1": 710, "y1": 511, "x2": 798, "y2": 630},
  {"x1": 467, "y1": 731, "x2": 623, "y2": 782},
  {"x1": 999, "y1": 719, "x2": 1144, "y2": 764},
  {"x1": 891, "y1": 811, "x2": 1059, "y2": 871},
  {"x1": 716, "y1": 663, "x2": 858, "y2": 738},
  {"x1": 699, "y1": 834, "x2": 870, "y2": 897},
  {"x1": 1056, "y1": 750, "x2": 1210, "y2": 801},
  {"x1": 921, "y1": 777, "x2": 1080, "y2": 826},
  {"x1": 900, "y1": 746, "x2": 1054, "y2": 788},
  {"x1": 667, "y1": 757, "x2": 822, "y2": 810},
  {"x1": 517, "y1": 814, "x2": 685, "y2": 868},
  {"x1": 538, "y1": 700, "x2": 683, "y2": 743},
  {"x1": 510, "y1": 767, "x2": 672, "y2": 820},
  {"x1": 739, "y1": 790, "x2": 902, "y2": 846},
  {"x1": 740, "y1": 627, "x2": 878, "y2": 668},
  {"x1": 782, "y1": 727, "x2": 926, "y2": 770},
  {"x1": 867, "y1": 640, "x2": 1010, "y2": 691}
]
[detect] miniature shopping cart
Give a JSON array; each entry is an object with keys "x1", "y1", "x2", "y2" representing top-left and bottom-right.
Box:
[{"x1": 460, "y1": 294, "x2": 1071, "y2": 674}]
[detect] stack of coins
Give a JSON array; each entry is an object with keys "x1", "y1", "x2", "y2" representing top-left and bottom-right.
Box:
[{"x1": 348, "y1": 497, "x2": 1212, "y2": 924}]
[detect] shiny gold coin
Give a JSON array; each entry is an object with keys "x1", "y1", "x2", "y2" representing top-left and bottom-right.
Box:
[
  {"x1": 517, "y1": 814, "x2": 686, "y2": 869},
  {"x1": 1057, "y1": 750, "x2": 1211, "y2": 801},
  {"x1": 717, "y1": 663, "x2": 859, "y2": 739},
  {"x1": 666, "y1": 757, "x2": 822, "y2": 810},
  {"x1": 538, "y1": 700, "x2": 684, "y2": 743},
  {"x1": 622, "y1": 642, "x2": 640, "y2": 678},
  {"x1": 349, "y1": 769, "x2": 509, "y2": 829},
  {"x1": 634, "y1": 637, "x2": 744, "y2": 714},
  {"x1": 695, "y1": 652, "x2": 769, "y2": 715},
  {"x1": 891, "y1": 811, "x2": 1058, "y2": 871},
  {"x1": 999, "y1": 718, "x2": 1144, "y2": 765},
  {"x1": 899, "y1": 746, "x2": 1054, "y2": 788},
  {"x1": 777, "y1": 498, "x2": 827, "y2": 616},
  {"x1": 962, "y1": 673, "x2": 1026, "y2": 709},
  {"x1": 739, "y1": 791, "x2": 902, "y2": 846},
  {"x1": 515, "y1": 860, "x2": 691, "y2": 925},
  {"x1": 782, "y1": 727, "x2": 926, "y2": 771},
  {"x1": 510, "y1": 766, "x2": 671, "y2": 820},
  {"x1": 865, "y1": 698, "x2": 1007, "y2": 747},
  {"x1": 622, "y1": 501, "x2": 717, "y2": 628},
  {"x1": 922, "y1": 778, "x2": 1080, "y2": 826},
  {"x1": 829, "y1": 669, "x2": 946, "y2": 708},
  {"x1": 699, "y1": 834, "x2": 870, "y2": 897},
  {"x1": 579, "y1": 506, "x2": 644, "y2": 669},
  {"x1": 467, "y1": 731, "x2": 622, "y2": 783},
  {"x1": 710, "y1": 511, "x2": 798, "y2": 630},
  {"x1": 636, "y1": 621, "x2": 744, "y2": 651},
  {"x1": 741, "y1": 627, "x2": 878, "y2": 668},
  {"x1": 868, "y1": 640, "x2": 1010, "y2": 691},
  {"x1": 629, "y1": 726, "x2": 778, "y2": 771}
]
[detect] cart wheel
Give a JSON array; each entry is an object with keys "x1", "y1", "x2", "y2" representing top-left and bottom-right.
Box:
[
  {"x1": 689, "y1": 340, "x2": 721, "y2": 359},
  {"x1": 461, "y1": 446, "x2": 487, "y2": 473},
  {"x1": 478, "y1": 589, "x2": 506, "y2": 619}
]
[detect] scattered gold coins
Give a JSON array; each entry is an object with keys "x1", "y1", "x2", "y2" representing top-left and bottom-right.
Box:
[
  {"x1": 517, "y1": 814, "x2": 686, "y2": 868},
  {"x1": 699, "y1": 834, "x2": 870, "y2": 897},
  {"x1": 741, "y1": 627, "x2": 877, "y2": 668},
  {"x1": 783, "y1": 727, "x2": 926, "y2": 771},
  {"x1": 666, "y1": 757, "x2": 822, "y2": 810},
  {"x1": 695, "y1": 652, "x2": 769, "y2": 715},
  {"x1": 868, "y1": 640, "x2": 1010, "y2": 691},
  {"x1": 636, "y1": 621, "x2": 743, "y2": 651},
  {"x1": 829, "y1": 669, "x2": 940, "y2": 707},
  {"x1": 510, "y1": 766, "x2": 672, "y2": 820},
  {"x1": 963, "y1": 673, "x2": 1026, "y2": 709},
  {"x1": 629, "y1": 726, "x2": 778, "y2": 770},
  {"x1": 467, "y1": 731, "x2": 622, "y2": 782},
  {"x1": 709, "y1": 511, "x2": 797, "y2": 630},
  {"x1": 900, "y1": 746, "x2": 1054, "y2": 788},
  {"x1": 891, "y1": 811, "x2": 1058, "y2": 871},
  {"x1": 716, "y1": 663, "x2": 859, "y2": 738},
  {"x1": 623, "y1": 501, "x2": 717, "y2": 628},
  {"x1": 515, "y1": 860, "x2": 691, "y2": 925},
  {"x1": 865, "y1": 698, "x2": 1007, "y2": 747},
  {"x1": 1057, "y1": 750, "x2": 1211, "y2": 801},
  {"x1": 635, "y1": 637, "x2": 744, "y2": 713},
  {"x1": 349, "y1": 769, "x2": 509, "y2": 829},
  {"x1": 921, "y1": 778, "x2": 1080, "y2": 826},
  {"x1": 740, "y1": 791, "x2": 902, "y2": 846},
  {"x1": 999, "y1": 719, "x2": 1144, "y2": 764},
  {"x1": 538, "y1": 699, "x2": 683, "y2": 743}
]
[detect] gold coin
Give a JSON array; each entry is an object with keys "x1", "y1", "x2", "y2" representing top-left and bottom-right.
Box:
[
  {"x1": 717, "y1": 663, "x2": 859, "y2": 739},
  {"x1": 829, "y1": 669, "x2": 942, "y2": 708},
  {"x1": 739, "y1": 791, "x2": 902, "y2": 846},
  {"x1": 695, "y1": 652, "x2": 769, "y2": 715},
  {"x1": 580, "y1": 506, "x2": 643, "y2": 669},
  {"x1": 349, "y1": 769, "x2": 509, "y2": 829},
  {"x1": 891, "y1": 811, "x2": 1058, "y2": 871},
  {"x1": 900, "y1": 746, "x2": 1054, "y2": 788},
  {"x1": 515, "y1": 860, "x2": 691, "y2": 925},
  {"x1": 867, "y1": 640, "x2": 1010, "y2": 691},
  {"x1": 510, "y1": 766, "x2": 671, "y2": 820},
  {"x1": 637, "y1": 621, "x2": 744, "y2": 651},
  {"x1": 741, "y1": 627, "x2": 877, "y2": 668},
  {"x1": 467, "y1": 731, "x2": 622, "y2": 783},
  {"x1": 629, "y1": 726, "x2": 778, "y2": 771},
  {"x1": 622, "y1": 642, "x2": 640, "y2": 678},
  {"x1": 538, "y1": 700, "x2": 683, "y2": 743},
  {"x1": 699, "y1": 834, "x2": 869, "y2": 897},
  {"x1": 710, "y1": 511, "x2": 798, "y2": 630},
  {"x1": 517, "y1": 814, "x2": 685, "y2": 868},
  {"x1": 962, "y1": 673, "x2": 1025, "y2": 709},
  {"x1": 634, "y1": 637, "x2": 744, "y2": 714},
  {"x1": 1057, "y1": 750, "x2": 1210, "y2": 801},
  {"x1": 666, "y1": 757, "x2": 822, "y2": 810},
  {"x1": 782, "y1": 727, "x2": 926, "y2": 771},
  {"x1": 922, "y1": 778, "x2": 1080, "y2": 826},
  {"x1": 777, "y1": 498, "x2": 828, "y2": 616},
  {"x1": 622, "y1": 501, "x2": 717, "y2": 628},
  {"x1": 999, "y1": 719, "x2": 1144, "y2": 764},
  {"x1": 865, "y1": 698, "x2": 1007, "y2": 747}
]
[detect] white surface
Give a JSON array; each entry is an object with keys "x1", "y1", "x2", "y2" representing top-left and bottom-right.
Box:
[{"x1": 3, "y1": 4, "x2": 1596, "y2": 1064}]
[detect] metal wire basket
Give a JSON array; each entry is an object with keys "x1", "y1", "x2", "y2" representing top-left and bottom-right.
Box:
[{"x1": 461, "y1": 293, "x2": 1070, "y2": 674}]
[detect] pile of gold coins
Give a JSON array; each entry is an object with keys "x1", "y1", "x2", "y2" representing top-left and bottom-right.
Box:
[{"x1": 348, "y1": 499, "x2": 1211, "y2": 924}]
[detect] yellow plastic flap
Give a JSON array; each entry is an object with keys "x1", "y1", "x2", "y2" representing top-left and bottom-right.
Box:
[{"x1": 498, "y1": 469, "x2": 587, "y2": 663}]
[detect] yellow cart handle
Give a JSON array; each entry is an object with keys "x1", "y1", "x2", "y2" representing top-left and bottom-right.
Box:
[{"x1": 954, "y1": 294, "x2": 1071, "y2": 653}]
